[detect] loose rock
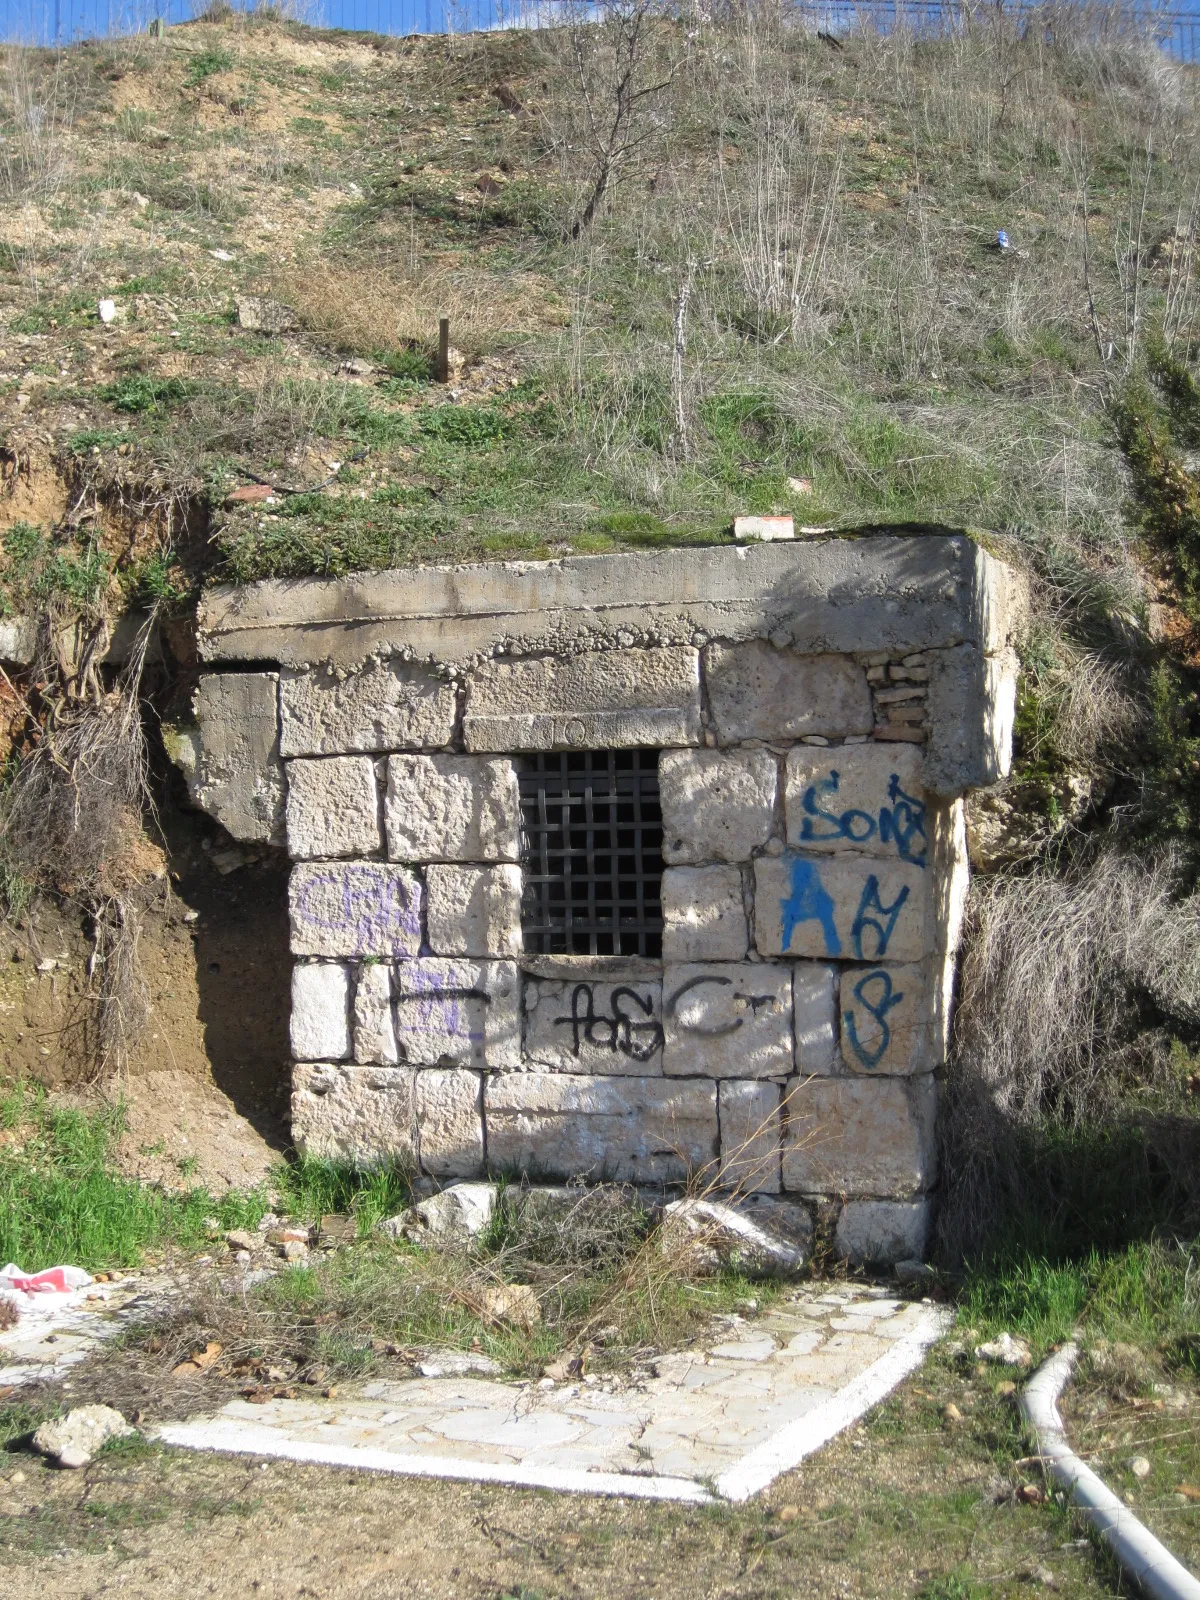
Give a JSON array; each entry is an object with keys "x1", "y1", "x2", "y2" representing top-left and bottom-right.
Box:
[
  {"x1": 379, "y1": 1181, "x2": 498, "y2": 1244},
  {"x1": 33, "y1": 1405, "x2": 133, "y2": 1469},
  {"x1": 660, "y1": 1196, "x2": 809, "y2": 1276},
  {"x1": 975, "y1": 1332, "x2": 1031, "y2": 1368},
  {"x1": 480, "y1": 1282, "x2": 541, "y2": 1330}
]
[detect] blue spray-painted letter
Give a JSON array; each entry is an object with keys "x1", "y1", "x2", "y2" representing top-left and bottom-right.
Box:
[
  {"x1": 843, "y1": 968, "x2": 905, "y2": 1069},
  {"x1": 780, "y1": 857, "x2": 842, "y2": 956},
  {"x1": 850, "y1": 875, "x2": 910, "y2": 959}
]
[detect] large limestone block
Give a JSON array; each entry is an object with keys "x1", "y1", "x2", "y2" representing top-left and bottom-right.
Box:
[
  {"x1": 523, "y1": 976, "x2": 663, "y2": 1073},
  {"x1": 840, "y1": 961, "x2": 932, "y2": 1075},
  {"x1": 290, "y1": 963, "x2": 351, "y2": 1061},
  {"x1": 354, "y1": 961, "x2": 397, "y2": 1064},
  {"x1": 279, "y1": 659, "x2": 456, "y2": 757},
  {"x1": 704, "y1": 643, "x2": 872, "y2": 744},
  {"x1": 659, "y1": 749, "x2": 778, "y2": 864},
  {"x1": 485, "y1": 1073, "x2": 718, "y2": 1185},
  {"x1": 923, "y1": 644, "x2": 1018, "y2": 796},
  {"x1": 781, "y1": 1074, "x2": 937, "y2": 1198},
  {"x1": 464, "y1": 648, "x2": 701, "y2": 751},
  {"x1": 190, "y1": 672, "x2": 284, "y2": 844},
  {"x1": 661, "y1": 865, "x2": 748, "y2": 961},
  {"x1": 426, "y1": 864, "x2": 523, "y2": 957},
  {"x1": 415, "y1": 1068, "x2": 486, "y2": 1177},
  {"x1": 785, "y1": 743, "x2": 926, "y2": 864},
  {"x1": 661, "y1": 962, "x2": 792, "y2": 1078},
  {"x1": 290, "y1": 862, "x2": 423, "y2": 958},
  {"x1": 753, "y1": 853, "x2": 932, "y2": 962},
  {"x1": 718, "y1": 1079, "x2": 782, "y2": 1193},
  {"x1": 285, "y1": 756, "x2": 382, "y2": 859},
  {"x1": 292, "y1": 1062, "x2": 417, "y2": 1167},
  {"x1": 385, "y1": 754, "x2": 520, "y2": 862},
  {"x1": 835, "y1": 1199, "x2": 932, "y2": 1266},
  {"x1": 394, "y1": 958, "x2": 521, "y2": 1069},
  {"x1": 793, "y1": 963, "x2": 839, "y2": 1074}
]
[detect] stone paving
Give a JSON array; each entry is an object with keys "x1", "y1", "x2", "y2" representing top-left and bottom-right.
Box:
[
  {"x1": 158, "y1": 1283, "x2": 951, "y2": 1503},
  {"x1": 0, "y1": 1271, "x2": 173, "y2": 1387}
]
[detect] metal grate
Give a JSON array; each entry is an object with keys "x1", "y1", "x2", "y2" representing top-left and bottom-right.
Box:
[{"x1": 518, "y1": 751, "x2": 664, "y2": 957}]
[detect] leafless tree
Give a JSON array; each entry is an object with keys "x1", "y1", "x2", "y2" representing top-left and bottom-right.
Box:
[{"x1": 550, "y1": 0, "x2": 678, "y2": 241}]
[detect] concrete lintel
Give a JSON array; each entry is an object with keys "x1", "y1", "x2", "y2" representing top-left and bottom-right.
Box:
[{"x1": 196, "y1": 535, "x2": 1026, "y2": 670}]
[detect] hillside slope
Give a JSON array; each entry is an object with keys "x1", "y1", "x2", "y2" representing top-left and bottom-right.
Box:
[{"x1": 1, "y1": 6, "x2": 1199, "y2": 1254}]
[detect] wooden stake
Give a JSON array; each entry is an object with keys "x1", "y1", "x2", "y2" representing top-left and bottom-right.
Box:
[{"x1": 437, "y1": 316, "x2": 450, "y2": 383}]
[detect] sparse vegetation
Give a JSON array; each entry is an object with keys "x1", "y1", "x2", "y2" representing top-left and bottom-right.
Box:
[{"x1": 0, "y1": 1084, "x2": 267, "y2": 1269}]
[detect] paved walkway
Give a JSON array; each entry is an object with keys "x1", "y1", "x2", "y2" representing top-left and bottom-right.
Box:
[{"x1": 159, "y1": 1284, "x2": 950, "y2": 1503}]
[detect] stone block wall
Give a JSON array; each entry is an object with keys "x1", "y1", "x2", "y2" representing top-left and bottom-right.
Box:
[{"x1": 186, "y1": 535, "x2": 1023, "y2": 1264}]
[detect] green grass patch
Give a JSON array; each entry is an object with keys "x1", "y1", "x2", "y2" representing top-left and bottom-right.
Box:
[
  {"x1": 0, "y1": 1085, "x2": 268, "y2": 1272},
  {"x1": 97, "y1": 375, "x2": 193, "y2": 414},
  {"x1": 184, "y1": 46, "x2": 235, "y2": 87},
  {"x1": 960, "y1": 1235, "x2": 1200, "y2": 1366}
]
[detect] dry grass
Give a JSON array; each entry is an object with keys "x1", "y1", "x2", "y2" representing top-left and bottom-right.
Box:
[
  {"x1": 120, "y1": 1179, "x2": 781, "y2": 1407},
  {"x1": 279, "y1": 261, "x2": 565, "y2": 359},
  {"x1": 940, "y1": 847, "x2": 1200, "y2": 1260},
  {"x1": 0, "y1": 617, "x2": 160, "y2": 1077}
]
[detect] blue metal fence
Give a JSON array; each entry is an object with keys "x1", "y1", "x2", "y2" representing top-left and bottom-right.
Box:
[{"x1": 1, "y1": 0, "x2": 1198, "y2": 59}]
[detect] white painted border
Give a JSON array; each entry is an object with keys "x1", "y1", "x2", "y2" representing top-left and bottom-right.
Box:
[
  {"x1": 155, "y1": 1421, "x2": 713, "y2": 1503},
  {"x1": 156, "y1": 1306, "x2": 950, "y2": 1504},
  {"x1": 716, "y1": 1305, "x2": 951, "y2": 1500}
]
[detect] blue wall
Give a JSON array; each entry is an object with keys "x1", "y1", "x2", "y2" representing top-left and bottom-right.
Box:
[
  {"x1": 0, "y1": 0, "x2": 511, "y2": 46},
  {"x1": 0, "y1": 0, "x2": 1195, "y2": 59}
]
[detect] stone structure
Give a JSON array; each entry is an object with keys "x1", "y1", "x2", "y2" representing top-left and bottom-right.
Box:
[{"x1": 184, "y1": 534, "x2": 1024, "y2": 1264}]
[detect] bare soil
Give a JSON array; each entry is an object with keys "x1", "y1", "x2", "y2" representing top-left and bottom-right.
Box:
[
  {"x1": 2, "y1": 800, "x2": 293, "y2": 1189},
  {"x1": 0, "y1": 1352, "x2": 1121, "y2": 1600}
]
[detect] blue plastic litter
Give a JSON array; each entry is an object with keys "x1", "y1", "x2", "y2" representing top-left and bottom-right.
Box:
[{"x1": 996, "y1": 229, "x2": 1011, "y2": 250}]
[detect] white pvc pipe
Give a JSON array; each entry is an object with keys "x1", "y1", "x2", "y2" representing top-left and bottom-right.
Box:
[{"x1": 1019, "y1": 1342, "x2": 1200, "y2": 1600}]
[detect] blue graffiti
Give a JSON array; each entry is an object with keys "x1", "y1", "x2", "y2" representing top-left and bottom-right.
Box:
[
  {"x1": 850, "y1": 875, "x2": 910, "y2": 959},
  {"x1": 798, "y1": 770, "x2": 926, "y2": 866},
  {"x1": 878, "y1": 774, "x2": 927, "y2": 866},
  {"x1": 780, "y1": 857, "x2": 842, "y2": 956},
  {"x1": 843, "y1": 968, "x2": 905, "y2": 1069},
  {"x1": 799, "y1": 772, "x2": 878, "y2": 846}
]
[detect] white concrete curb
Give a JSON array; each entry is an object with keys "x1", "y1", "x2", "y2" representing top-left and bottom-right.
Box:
[
  {"x1": 155, "y1": 1422, "x2": 714, "y2": 1503},
  {"x1": 1019, "y1": 1342, "x2": 1200, "y2": 1600},
  {"x1": 716, "y1": 1304, "x2": 950, "y2": 1500}
]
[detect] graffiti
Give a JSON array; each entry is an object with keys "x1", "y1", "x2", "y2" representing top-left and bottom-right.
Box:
[
  {"x1": 798, "y1": 770, "x2": 927, "y2": 866},
  {"x1": 665, "y1": 973, "x2": 777, "y2": 1037},
  {"x1": 850, "y1": 875, "x2": 910, "y2": 959},
  {"x1": 780, "y1": 857, "x2": 842, "y2": 957},
  {"x1": 293, "y1": 865, "x2": 422, "y2": 953},
  {"x1": 843, "y1": 968, "x2": 905, "y2": 1069},
  {"x1": 554, "y1": 983, "x2": 663, "y2": 1061},
  {"x1": 399, "y1": 965, "x2": 490, "y2": 1045}
]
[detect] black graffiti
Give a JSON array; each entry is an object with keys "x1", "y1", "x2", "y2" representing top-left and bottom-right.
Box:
[
  {"x1": 554, "y1": 984, "x2": 664, "y2": 1061},
  {"x1": 666, "y1": 973, "x2": 777, "y2": 1037}
]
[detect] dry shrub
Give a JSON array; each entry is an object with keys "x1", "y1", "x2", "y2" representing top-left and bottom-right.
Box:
[
  {"x1": 0, "y1": 619, "x2": 159, "y2": 1077},
  {"x1": 939, "y1": 847, "x2": 1200, "y2": 1262},
  {"x1": 280, "y1": 261, "x2": 562, "y2": 359}
]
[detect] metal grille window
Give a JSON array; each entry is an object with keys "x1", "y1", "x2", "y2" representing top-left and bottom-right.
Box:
[{"x1": 518, "y1": 751, "x2": 664, "y2": 957}]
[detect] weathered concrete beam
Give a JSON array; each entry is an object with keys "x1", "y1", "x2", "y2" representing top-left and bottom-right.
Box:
[{"x1": 196, "y1": 534, "x2": 1026, "y2": 671}]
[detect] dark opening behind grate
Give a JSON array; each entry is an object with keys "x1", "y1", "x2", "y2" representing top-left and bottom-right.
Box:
[{"x1": 518, "y1": 750, "x2": 664, "y2": 957}]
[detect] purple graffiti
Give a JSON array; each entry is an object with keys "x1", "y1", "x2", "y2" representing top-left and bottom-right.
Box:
[
  {"x1": 399, "y1": 964, "x2": 489, "y2": 1046},
  {"x1": 293, "y1": 864, "x2": 422, "y2": 956}
]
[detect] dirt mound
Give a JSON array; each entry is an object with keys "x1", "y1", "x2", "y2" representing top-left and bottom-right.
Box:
[{"x1": 99, "y1": 1069, "x2": 280, "y2": 1194}]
